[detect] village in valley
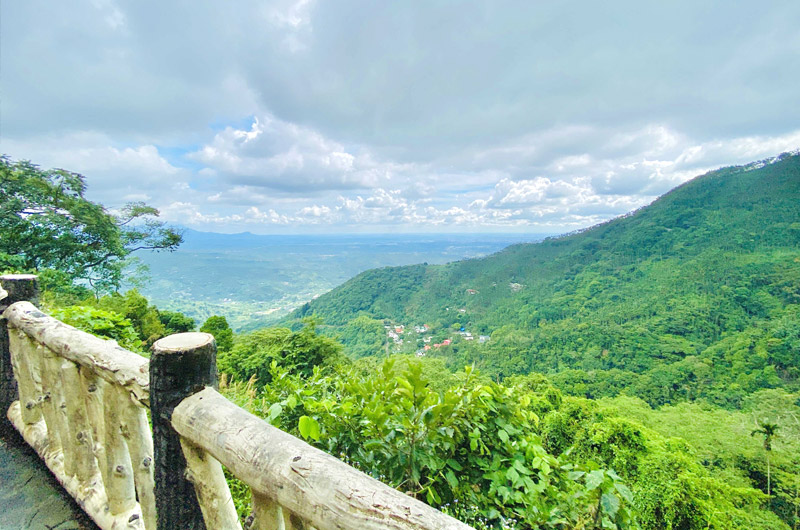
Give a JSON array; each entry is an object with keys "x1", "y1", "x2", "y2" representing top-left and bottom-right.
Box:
[{"x1": 384, "y1": 291, "x2": 491, "y2": 357}]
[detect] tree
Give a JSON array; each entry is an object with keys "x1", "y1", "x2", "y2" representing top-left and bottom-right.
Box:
[
  {"x1": 215, "y1": 319, "x2": 342, "y2": 385},
  {"x1": 0, "y1": 157, "x2": 182, "y2": 292},
  {"x1": 159, "y1": 310, "x2": 195, "y2": 334},
  {"x1": 751, "y1": 421, "x2": 780, "y2": 496},
  {"x1": 200, "y1": 315, "x2": 234, "y2": 353}
]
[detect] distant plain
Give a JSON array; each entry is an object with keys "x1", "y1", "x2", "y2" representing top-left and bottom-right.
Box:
[{"x1": 136, "y1": 230, "x2": 548, "y2": 330}]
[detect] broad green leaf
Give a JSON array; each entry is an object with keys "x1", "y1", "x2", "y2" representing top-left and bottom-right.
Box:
[
  {"x1": 601, "y1": 492, "x2": 620, "y2": 518},
  {"x1": 426, "y1": 486, "x2": 441, "y2": 505},
  {"x1": 266, "y1": 403, "x2": 283, "y2": 422},
  {"x1": 585, "y1": 470, "x2": 605, "y2": 491},
  {"x1": 498, "y1": 429, "x2": 509, "y2": 444},
  {"x1": 298, "y1": 415, "x2": 320, "y2": 441},
  {"x1": 363, "y1": 439, "x2": 384, "y2": 450},
  {"x1": 614, "y1": 482, "x2": 633, "y2": 503},
  {"x1": 445, "y1": 469, "x2": 458, "y2": 489},
  {"x1": 447, "y1": 458, "x2": 464, "y2": 471},
  {"x1": 506, "y1": 466, "x2": 520, "y2": 484}
]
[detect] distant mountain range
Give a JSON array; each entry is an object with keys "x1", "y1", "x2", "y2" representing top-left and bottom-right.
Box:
[{"x1": 289, "y1": 152, "x2": 800, "y2": 407}]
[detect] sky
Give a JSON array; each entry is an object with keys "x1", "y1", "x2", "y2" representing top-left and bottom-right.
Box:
[{"x1": 2, "y1": 1, "x2": 799, "y2": 234}]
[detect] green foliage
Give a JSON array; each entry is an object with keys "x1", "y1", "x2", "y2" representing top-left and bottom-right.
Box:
[
  {"x1": 353, "y1": 354, "x2": 470, "y2": 394},
  {"x1": 38, "y1": 268, "x2": 94, "y2": 306},
  {"x1": 95, "y1": 289, "x2": 167, "y2": 347},
  {"x1": 200, "y1": 315, "x2": 234, "y2": 352},
  {"x1": 0, "y1": 251, "x2": 27, "y2": 272},
  {"x1": 298, "y1": 415, "x2": 321, "y2": 441},
  {"x1": 599, "y1": 390, "x2": 800, "y2": 527},
  {"x1": 220, "y1": 355, "x2": 793, "y2": 528},
  {"x1": 338, "y1": 315, "x2": 387, "y2": 358},
  {"x1": 217, "y1": 319, "x2": 342, "y2": 385},
  {"x1": 52, "y1": 305, "x2": 143, "y2": 353},
  {"x1": 632, "y1": 448, "x2": 776, "y2": 530},
  {"x1": 158, "y1": 310, "x2": 195, "y2": 334},
  {"x1": 44, "y1": 289, "x2": 190, "y2": 351},
  {"x1": 273, "y1": 154, "x2": 800, "y2": 526},
  {"x1": 224, "y1": 359, "x2": 638, "y2": 529},
  {"x1": 11, "y1": 152, "x2": 800, "y2": 528},
  {"x1": 751, "y1": 421, "x2": 780, "y2": 452},
  {"x1": 0, "y1": 156, "x2": 182, "y2": 293}
]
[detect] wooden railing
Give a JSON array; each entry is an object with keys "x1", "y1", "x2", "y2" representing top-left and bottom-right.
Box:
[
  {"x1": 1, "y1": 276, "x2": 155, "y2": 530},
  {"x1": 0, "y1": 275, "x2": 473, "y2": 530}
]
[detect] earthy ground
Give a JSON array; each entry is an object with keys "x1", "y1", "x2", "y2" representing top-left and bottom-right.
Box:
[{"x1": 0, "y1": 427, "x2": 98, "y2": 530}]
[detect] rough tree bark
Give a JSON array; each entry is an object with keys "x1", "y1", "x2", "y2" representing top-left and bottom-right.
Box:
[
  {"x1": 0, "y1": 274, "x2": 38, "y2": 435},
  {"x1": 150, "y1": 332, "x2": 217, "y2": 530}
]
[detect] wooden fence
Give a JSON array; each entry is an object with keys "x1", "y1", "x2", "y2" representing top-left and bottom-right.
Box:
[{"x1": 0, "y1": 275, "x2": 473, "y2": 530}]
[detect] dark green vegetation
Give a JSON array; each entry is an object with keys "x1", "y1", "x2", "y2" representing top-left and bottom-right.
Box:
[
  {"x1": 0, "y1": 157, "x2": 182, "y2": 294},
  {"x1": 51, "y1": 289, "x2": 199, "y2": 354},
  {"x1": 0, "y1": 157, "x2": 197, "y2": 354},
  {"x1": 218, "y1": 351, "x2": 794, "y2": 529},
  {"x1": 4, "y1": 153, "x2": 799, "y2": 528},
  {"x1": 290, "y1": 153, "x2": 800, "y2": 409}
]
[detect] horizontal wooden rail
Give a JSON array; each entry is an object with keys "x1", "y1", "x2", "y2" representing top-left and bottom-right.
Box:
[
  {"x1": 172, "y1": 387, "x2": 474, "y2": 530},
  {"x1": 4, "y1": 301, "x2": 150, "y2": 405},
  {"x1": 2, "y1": 276, "x2": 475, "y2": 530}
]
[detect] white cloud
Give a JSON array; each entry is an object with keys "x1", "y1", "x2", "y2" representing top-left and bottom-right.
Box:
[
  {"x1": 0, "y1": 132, "x2": 187, "y2": 206},
  {"x1": 1, "y1": 2, "x2": 798, "y2": 233},
  {"x1": 244, "y1": 207, "x2": 291, "y2": 224},
  {"x1": 2, "y1": 133, "x2": 176, "y2": 176},
  {"x1": 3, "y1": 120, "x2": 798, "y2": 234},
  {"x1": 189, "y1": 114, "x2": 409, "y2": 192}
]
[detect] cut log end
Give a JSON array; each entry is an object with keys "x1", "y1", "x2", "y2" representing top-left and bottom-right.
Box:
[
  {"x1": 153, "y1": 333, "x2": 215, "y2": 354},
  {"x1": 0, "y1": 274, "x2": 39, "y2": 281}
]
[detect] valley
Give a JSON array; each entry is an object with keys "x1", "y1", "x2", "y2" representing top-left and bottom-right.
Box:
[{"x1": 135, "y1": 231, "x2": 547, "y2": 331}]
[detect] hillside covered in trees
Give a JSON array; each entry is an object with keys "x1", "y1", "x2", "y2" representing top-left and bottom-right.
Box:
[
  {"x1": 269, "y1": 153, "x2": 800, "y2": 528},
  {"x1": 289, "y1": 152, "x2": 800, "y2": 408}
]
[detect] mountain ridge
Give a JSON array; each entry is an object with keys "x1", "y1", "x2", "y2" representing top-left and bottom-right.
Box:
[{"x1": 288, "y1": 152, "x2": 800, "y2": 407}]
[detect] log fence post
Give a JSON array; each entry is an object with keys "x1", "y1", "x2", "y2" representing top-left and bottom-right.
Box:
[
  {"x1": 150, "y1": 332, "x2": 218, "y2": 530},
  {"x1": 0, "y1": 274, "x2": 39, "y2": 436}
]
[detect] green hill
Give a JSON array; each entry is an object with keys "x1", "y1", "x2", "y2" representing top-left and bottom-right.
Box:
[{"x1": 290, "y1": 152, "x2": 800, "y2": 407}]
